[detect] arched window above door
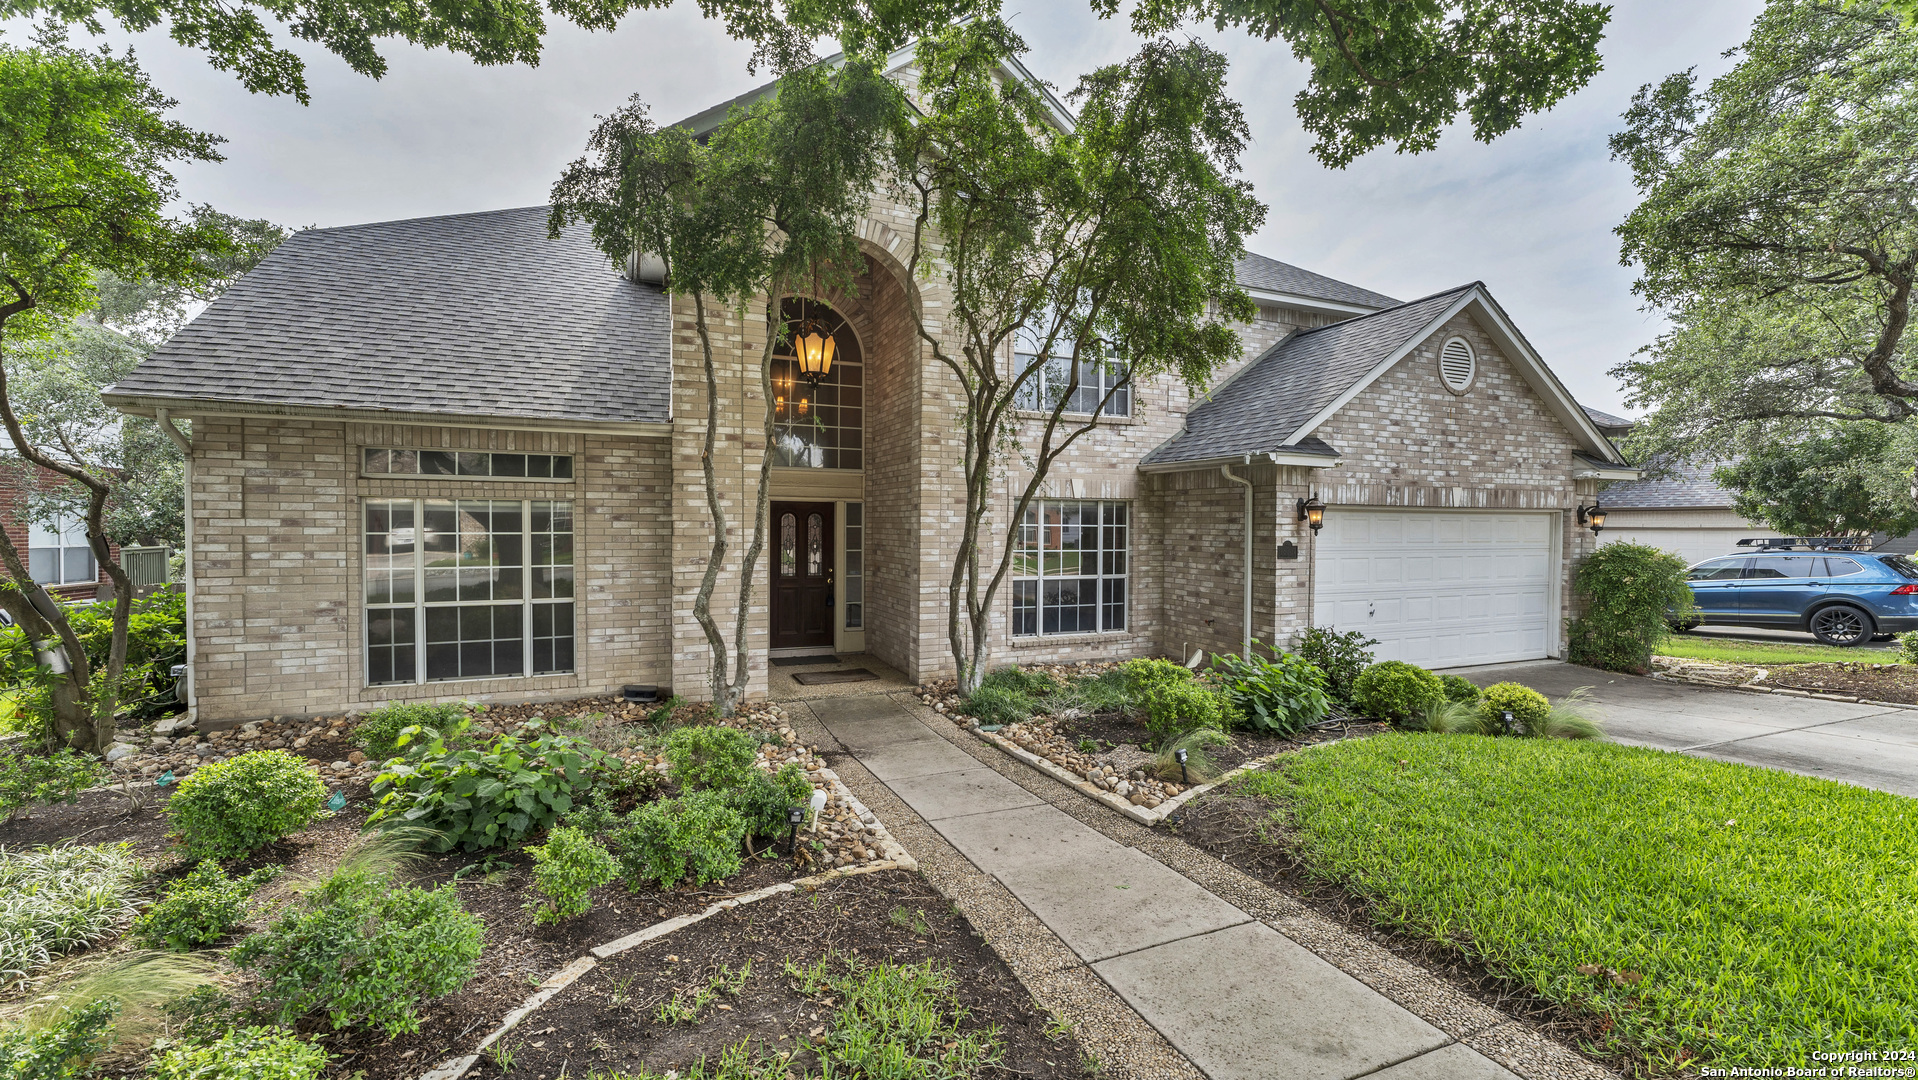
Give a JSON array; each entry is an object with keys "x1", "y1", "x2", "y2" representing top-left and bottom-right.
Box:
[{"x1": 773, "y1": 298, "x2": 863, "y2": 470}]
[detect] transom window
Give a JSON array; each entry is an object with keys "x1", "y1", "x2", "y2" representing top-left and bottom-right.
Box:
[
  {"x1": 1012, "y1": 501, "x2": 1128, "y2": 636},
  {"x1": 773, "y1": 299, "x2": 863, "y2": 470},
  {"x1": 363, "y1": 499, "x2": 575, "y2": 685},
  {"x1": 29, "y1": 513, "x2": 95, "y2": 586},
  {"x1": 363, "y1": 448, "x2": 574, "y2": 479}
]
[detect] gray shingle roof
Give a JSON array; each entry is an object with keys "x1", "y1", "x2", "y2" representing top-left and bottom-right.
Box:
[
  {"x1": 1143, "y1": 285, "x2": 1474, "y2": 466},
  {"x1": 1599, "y1": 460, "x2": 1735, "y2": 509},
  {"x1": 103, "y1": 206, "x2": 671, "y2": 427},
  {"x1": 1581, "y1": 404, "x2": 1632, "y2": 430},
  {"x1": 1234, "y1": 252, "x2": 1399, "y2": 310}
]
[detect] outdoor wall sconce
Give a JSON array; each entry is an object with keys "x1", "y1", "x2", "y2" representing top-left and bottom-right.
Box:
[
  {"x1": 1296, "y1": 494, "x2": 1326, "y2": 534},
  {"x1": 1577, "y1": 498, "x2": 1607, "y2": 536}
]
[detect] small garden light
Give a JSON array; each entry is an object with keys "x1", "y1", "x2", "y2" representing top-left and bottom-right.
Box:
[
  {"x1": 1175, "y1": 746, "x2": 1189, "y2": 786},
  {"x1": 1500, "y1": 709, "x2": 1519, "y2": 736},
  {"x1": 788, "y1": 805, "x2": 806, "y2": 857}
]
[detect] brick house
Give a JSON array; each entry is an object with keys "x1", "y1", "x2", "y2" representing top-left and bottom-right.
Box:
[
  {"x1": 101, "y1": 80, "x2": 1633, "y2": 724},
  {"x1": 0, "y1": 459, "x2": 116, "y2": 602}
]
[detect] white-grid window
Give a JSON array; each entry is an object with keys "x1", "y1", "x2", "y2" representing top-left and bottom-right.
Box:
[
  {"x1": 1011, "y1": 314, "x2": 1130, "y2": 417},
  {"x1": 363, "y1": 448, "x2": 573, "y2": 479},
  {"x1": 364, "y1": 499, "x2": 575, "y2": 686},
  {"x1": 29, "y1": 514, "x2": 95, "y2": 586},
  {"x1": 844, "y1": 502, "x2": 863, "y2": 629},
  {"x1": 1012, "y1": 501, "x2": 1128, "y2": 636}
]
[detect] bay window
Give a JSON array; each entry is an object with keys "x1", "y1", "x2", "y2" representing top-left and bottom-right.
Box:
[
  {"x1": 1012, "y1": 501, "x2": 1128, "y2": 636},
  {"x1": 364, "y1": 499, "x2": 575, "y2": 685}
]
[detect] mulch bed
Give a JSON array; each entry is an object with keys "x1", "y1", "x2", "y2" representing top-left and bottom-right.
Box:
[
  {"x1": 1164, "y1": 788, "x2": 1626, "y2": 1076},
  {"x1": 495, "y1": 870, "x2": 1086, "y2": 1080},
  {"x1": 1760, "y1": 661, "x2": 1918, "y2": 704}
]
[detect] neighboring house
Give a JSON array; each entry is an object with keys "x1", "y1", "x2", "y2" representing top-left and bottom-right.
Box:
[
  {"x1": 100, "y1": 62, "x2": 1634, "y2": 723},
  {"x1": 1584, "y1": 408, "x2": 1790, "y2": 566},
  {"x1": 0, "y1": 461, "x2": 116, "y2": 602}
]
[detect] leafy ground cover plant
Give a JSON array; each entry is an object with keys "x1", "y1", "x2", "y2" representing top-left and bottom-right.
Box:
[
  {"x1": 1208, "y1": 647, "x2": 1330, "y2": 736},
  {"x1": 609, "y1": 791, "x2": 746, "y2": 890},
  {"x1": 0, "y1": 998, "x2": 115, "y2": 1080},
  {"x1": 0, "y1": 844, "x2": 142, "y2": 986},
  {"x1": 147, "y1": 1026, "x2": 329, "y2": 1080},
  {"x1": 166, "y1": 749, "x2": 327, "y2": 860},
  {"x1": 353, "y1": 700, "x2": 470, "y2": 761},
  {"x1": 526, "y1": 826, "x2": 618, "y2": 925},
  {"x1": 1350, "y1": 661, "x2": 1445, "y2": 723},
  {"x1": 661, "y1": 725, "x2": 760, "y2": 791},
  {"x1": 132, "y1": 860, "x2": 277, "y2": 951},
  {"x1": 1294, "y1": 627, "x2": 1378, "y2": 701},
  {"x1": 788, "y1": 954, "x2": 1002, "y2": 1077},
  {"x1": 1568, "y1": 542, "x2": 1693, "y2": 672},
  {"x1": 1138, "y1": 680, "x2": 1229, "y2": 743},
  {"x1": 1237, "y1": 734, "x2": 1918, "y2": 1071},
  {"x1": 368, "y1": 723, "x2": 611, "y2": 851},
  {"x1": 230, "y1": 867, "x2": 483, "y2": 1037},
  {"x1": 724, "y1": 763, "x2": 813, "y2": 841},
  {"x1": 0, "y1": 748, "x2": 104, "y2": 822}
]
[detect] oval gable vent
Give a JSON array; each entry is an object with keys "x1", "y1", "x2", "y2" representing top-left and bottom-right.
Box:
[{"x1": 1438, "y1": 336, "x2": 1476, "y2": 394}]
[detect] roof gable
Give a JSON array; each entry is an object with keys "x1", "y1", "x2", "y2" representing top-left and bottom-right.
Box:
[
  {"x1": 103, "y1": 207, "x2": 673, "y2": 430},
  {"x1": 1143, "y1": 283, "x2": 1620, "y2": 468}
]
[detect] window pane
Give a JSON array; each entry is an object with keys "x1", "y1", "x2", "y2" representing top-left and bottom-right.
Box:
[
  {"x1": 527, "y1": 455, "x2": 552, "y2": 478},
  {"x1": 1012, "y1": 580, "x2": 1038, "y2": 637},
  {"x1": 457, "y1": 452, "x2": 489, "y2": 476},
  {"x1": 532, "y1": 601, "x2": 574, "y2": 674},
  {"x1": 29, "y1": 548, "x2": 58, "y2": 584},
  {"x1": 421, "y1": 450, "x2": 457, "y2": 475},
  {"x1": 780, "y1": 514, "x2": 796, "y2": 576},
  {"x1": 390, "y1": 449, "x2": 418, "y2": 474},
  {"x1": 425, "y1": 602, "x2": 523, "y2": 681},
  {"x1": 364, "y1": 448, "x2": 389, "y2": 473},
  {"x1": 552, "y1": 456, "x2": 574, "y2": 479},
  {"x1": 1826, "y1": 558, "x2": 1867, "y2": 577},
  {"x1": 807, "y1": 513, "x2": 824, "y2": 576},
  {"x1": 491, "y1": 453, "x2": 526, "y2": 477},
  {"x1": 1102, "y1": 578, "x2": 1127, "y2": 632},
  {"x1": 63, "y1": 547, "x2": 94, "y2": 584},
  {"x1": 367, "y1": 608, "x2": 416, "y2": 685}
]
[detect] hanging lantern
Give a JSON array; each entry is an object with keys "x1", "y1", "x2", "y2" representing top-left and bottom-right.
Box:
[{"x1": 795, "y1": 313, "x2": 836, "y2": 388}]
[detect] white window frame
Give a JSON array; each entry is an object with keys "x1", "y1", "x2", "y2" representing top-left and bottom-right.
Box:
[
  {"x1": 363, "y1": 498, "x2": 576, "y2": 687},
  {"x1": 1013, "y1": 351, "x2": 1132, "y2": 417},
  {"x1": 362, "y1": 448, "x2": 575, "y2": 480},
  {"x1": 1011, "y1": 500, "x2": 1129, "y2": 637},
  {"x1": 29, "y1": 513, "x2": 95, "y2": 586}
]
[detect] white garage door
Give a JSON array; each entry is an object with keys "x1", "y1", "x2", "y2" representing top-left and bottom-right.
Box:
[{"x1": 1313, "y1": 510, "x2": 1557, "y2": 668}]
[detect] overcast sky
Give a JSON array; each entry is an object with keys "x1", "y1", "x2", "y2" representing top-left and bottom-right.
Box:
[{"x1": 30, "y1": 0, "x2": 1766, "y2": 415}]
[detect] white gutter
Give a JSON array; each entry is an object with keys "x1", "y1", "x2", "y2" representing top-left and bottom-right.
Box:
[
  {"x1": 1138, "y1": 449, "x2": 1342, "y2": 475},
  {"x1": 155, "y1": 409, "x2": 194, "y2": 716},
  {"x1": 103, "y1": 395, "x2": 674, "y2": 438},
  {"x1": 1220, "y1": 458, "x2": 1254, "y2": 658}
]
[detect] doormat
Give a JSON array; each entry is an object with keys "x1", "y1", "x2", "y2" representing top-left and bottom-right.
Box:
[
  {"x1": 792, "y1": 669, "x2": 879, "y2": 685},
  {"x1": 771, "y1": 655, "x2": 840, "y2": 668}
]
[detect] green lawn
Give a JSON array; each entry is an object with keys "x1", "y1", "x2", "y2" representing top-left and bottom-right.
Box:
[
  {"x1": 1654, "y1": 635, "x2": 1888, "y2": 666},
  {"x1": 1232, "y1": 734, "x2": 1918, "y2": 1073}
]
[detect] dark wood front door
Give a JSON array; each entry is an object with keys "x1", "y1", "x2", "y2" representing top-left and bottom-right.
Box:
[{"x1": 771, "y1": 501, "x2": 834, "y2": 650}]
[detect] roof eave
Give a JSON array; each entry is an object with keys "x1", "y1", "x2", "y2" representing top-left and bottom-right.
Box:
[
  {"x1": 1138, "y1": 449, "x2": 1342, "y2": 475},
  {"x1": 1242, "y1": 286, "x2": 1382, "y2": 317},
  {"x1": 103, "y1": 392, "x2": 674, "y2": 438}
]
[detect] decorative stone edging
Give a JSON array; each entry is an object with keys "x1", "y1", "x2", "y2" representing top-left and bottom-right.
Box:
[
  {"x1": 417, "y1": 772, "x2": 914, "y2": 1080},
  {"x1": 974, "y1": 726, "x2": 1294, "y2": 826}
]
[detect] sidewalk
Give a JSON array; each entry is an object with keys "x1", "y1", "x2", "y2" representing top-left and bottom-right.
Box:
[{"x1": 803, "y1": 693, "x2": 1541, "y2": 1080}]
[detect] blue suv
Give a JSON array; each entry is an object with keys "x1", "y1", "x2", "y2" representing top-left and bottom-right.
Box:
[{"x1": 1681, "y1": 542, "x2": 1918, "y2": 646}]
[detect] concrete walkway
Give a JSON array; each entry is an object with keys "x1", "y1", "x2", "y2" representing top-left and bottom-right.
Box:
[
  {"x1": 1463, "y1": 661, "x2": 1918, "y2": 798},
  {"x1": 813, "y1": 694, "x2": 1521, "y2": 1080}
]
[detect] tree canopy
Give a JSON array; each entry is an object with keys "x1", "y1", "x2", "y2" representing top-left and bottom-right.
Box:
[
  {"x1": 891, "y1": 20, "x2": 1263, "y2": 689},
  {"x1": 1713, "y1": 424, "x2": 1918, "y2": 538},
  {"x1": 1611, "y1": 0, "x2": 1918, "y2": 469}
]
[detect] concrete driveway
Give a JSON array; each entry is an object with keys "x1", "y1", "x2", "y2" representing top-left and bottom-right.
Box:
[{"x1": 1462, "y1": 660, "x2": 1918, "y2": 798}]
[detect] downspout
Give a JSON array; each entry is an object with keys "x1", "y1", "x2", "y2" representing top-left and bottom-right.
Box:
[
  {"x1": 1220, "y1": 457, "x2": 1254, "y2": 658},
  {"x1": 155, "y1": 409, "x2": 194, "y2": 716}
]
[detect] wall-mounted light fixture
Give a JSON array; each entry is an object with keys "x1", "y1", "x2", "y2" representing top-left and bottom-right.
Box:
[
  {"x1": 1577, "y1": 498, "x2": 1607, "y2": 536},
  {"x1": 1296, "y1": 494, "x2": 1326, "y2": 535}
]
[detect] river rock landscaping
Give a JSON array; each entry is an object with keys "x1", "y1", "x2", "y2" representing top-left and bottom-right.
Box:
[{"x1": 0, "y1": 693, "x2": 1082, "y2": 1080}]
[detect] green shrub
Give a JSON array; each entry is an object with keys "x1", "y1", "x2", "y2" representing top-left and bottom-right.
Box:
[
  {"x1": 0, "y1": 589, "x2": 186, "y2": 727},
  {"x1": 230, "y1": 868, "x2": 483, "y2": 1037},
  {"x1": 353, "y1": 701, "x2": 470, "y2": 761},
  {"x1": 166, "y1": 750, "x2": 327, "y2": 860},
  {"x1": 1294, "y1": 626, "x2": 1378, "y2": 701},
  {"x1": 1042, "y1": 669, "x2": 1131, "y2": 715},
  {"x1": 977, "y1": 666, "x2": 1058, "y2": 697},
  {"x1": 662, "y1": 725, "x2": 760, "y2": 791},
  {"x1": 1138, "y1": 680, "x2": 1229, "y2": 743},
  {"x1": 132, "y1": 861, "x2": 277, "y2": 952},
  {"x1": 148, "y1": 1026, "x2": 329, "y2": 1080},
  {"x1": 1351, "y1": 661, "x2": 1446, "y2": 723},
  {"x1": 726, "y1": 763, "x2": 814, "y2": 839},
  {"x1": 0, "y1": 844, "x2": 142, "y2": 987},
  {"x1": 1437, "y1": 674, "x2": 1482, "y2": 705},
  {"x1": 368, "y1": 725, "x2": 611, "y2": 851},
  {"x1": 0, "y1": 998, "x2": 116, "y2": 1080},
  {"x1": 609, "y1": 791, "x2": 745, "y2": 890},
  {"x1": 559, "y1": 761, "x2": 665, "y2": 837},
  {"x1": 526, "y1": 826, "x2": 618, "y2": 926},
  {"x1": 1568, "y1": 542, "x2": 1693, "y2": 672},
  {"x1": 1153, "y1": 727, "x2": 1232, "y2": 785},
  {"x1": 1119, "y1": 657, "x2": 1192, "y2": 697},
  {"x1": 1476, "y1": 682, "x2": 1552, "y2": 734},
  {"x1": 0, "y1": 748, "x2": 105, "y2": 822},
  {"x1": 1899, "y1": 630, "x2": 1918, "y2": 665},
  {"x1": 1412, "y1": 698, "x2": 1489, "y2": 734},
  {"x1": 960, "y1": 684, "x2": 1034, "y2": 726},
  {"x1": 1208, "y1": 647, "x2": 1330, "y2": 736}
]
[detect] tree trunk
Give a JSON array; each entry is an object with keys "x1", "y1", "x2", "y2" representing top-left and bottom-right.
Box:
[
  {"x1": 689, "y1": 292, "x2": 735, "y2": 715},
  {"x1": 729, "y1": 286, "x2": 784, "y2": 708}
]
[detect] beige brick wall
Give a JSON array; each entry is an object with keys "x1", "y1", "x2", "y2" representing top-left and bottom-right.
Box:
[{"x1": 188, "y1": 418, "x2": 670, "y2": 722}]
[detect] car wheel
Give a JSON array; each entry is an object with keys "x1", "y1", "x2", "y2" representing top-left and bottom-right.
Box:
[{"x1": 1809, "y1": 605, "x2": 1873, "y2": 647}]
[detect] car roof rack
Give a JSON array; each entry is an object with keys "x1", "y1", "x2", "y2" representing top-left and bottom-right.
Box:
[{"x1": 1735, "y1": 537, "x2": 1870, "y2": 551}]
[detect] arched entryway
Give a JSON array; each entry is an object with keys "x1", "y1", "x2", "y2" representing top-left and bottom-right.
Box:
[{"x1": 769, "y1": 297, "x2": 863, "y2": 653}]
